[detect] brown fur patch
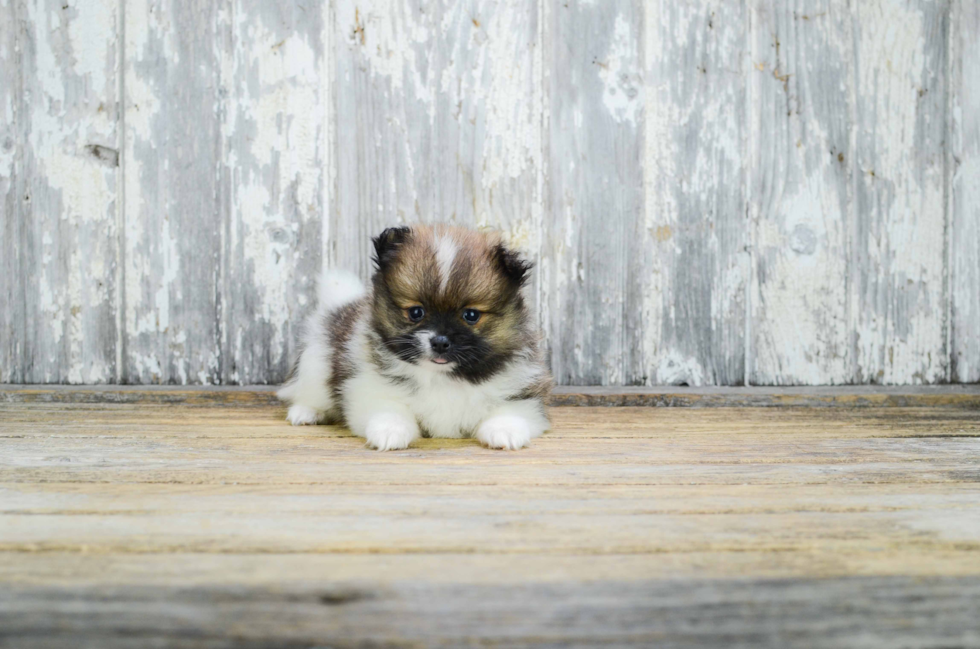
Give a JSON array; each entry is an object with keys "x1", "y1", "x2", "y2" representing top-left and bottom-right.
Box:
[
  {"x1": 328, "y1": 299, "x2": 367, "y2": 406},
  {"x1": 510, "y1": 372, "x2": 553, "y2": 401},
  {"x1": 379, "y1": 225, "x2": 526, "y2": 336}
]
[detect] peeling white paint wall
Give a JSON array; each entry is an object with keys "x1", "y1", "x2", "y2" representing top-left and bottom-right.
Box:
[{"x1": 1, "y1": 0, "x2": 976, "y2": 386}]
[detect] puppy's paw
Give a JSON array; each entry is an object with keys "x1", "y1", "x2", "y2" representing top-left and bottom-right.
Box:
[
  {"x1": 287, "y1": 404, "x2": 321, "y2": 426},
  {"x1": 476, "y1": 415, "x2": 533, "y2": 450},
  {"x1": 364, "y1": 413, "x2": 419, "y2": 451}
]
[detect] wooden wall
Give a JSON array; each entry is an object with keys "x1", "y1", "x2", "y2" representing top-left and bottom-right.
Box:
[{"x1": 1, "y1": 0, "x2": 976, "y2": 386}]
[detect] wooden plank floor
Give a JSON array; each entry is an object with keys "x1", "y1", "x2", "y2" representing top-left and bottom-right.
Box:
[{"x1": 1, "y1": 398, "x2": 980, "y2": 648}]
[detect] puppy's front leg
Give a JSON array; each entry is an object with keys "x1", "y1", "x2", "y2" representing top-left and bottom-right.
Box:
[
  {"x1": 344, "y1": 374, "x2": 419, "y2": 451},
  {"x1": 361, "y1": 409, "x2": 419, "y2": 451},
  {"x1": 476, "y1": 400, "x2": 550, "y2": 450}
]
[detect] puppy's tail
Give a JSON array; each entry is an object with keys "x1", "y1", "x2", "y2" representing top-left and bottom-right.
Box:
[{"x1": 317, "y1": 268, "x2": 366, "y2": 314}]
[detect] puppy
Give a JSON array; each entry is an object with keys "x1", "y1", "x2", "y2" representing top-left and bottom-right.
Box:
[{"x1": 278, "y1": 224, "x2": 552, "y2": 450}]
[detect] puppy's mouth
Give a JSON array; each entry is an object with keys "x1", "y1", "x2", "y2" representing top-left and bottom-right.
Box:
[{"x1": 430, "y1": 357, "x2": 451, "y2": 365}]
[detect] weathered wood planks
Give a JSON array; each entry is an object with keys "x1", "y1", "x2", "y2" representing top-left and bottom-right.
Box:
[
  {"x1": 748, "y1": 0, "x2": 853, "y2": 385},
  {"x1": 546, "y1": 0, "x2": 644, "y2": 385},
  {"x1": 1, "y1": 0, "x2": 121, "y2": 384},
  {"x1": 644, "y1": 0, "x2": 748, "y2": 387},
  {"x1": 1, "y1": 400, "x2": 979, "y2": 646},
  {"x1": 5, "y1": 384, "x2": 980, "y2": 407},
  {"x1": 331, "y1": 0, "x2": 543, "y2": 275},
  {"x1": 0, "y1": 0, "x2": 22, "y2": 383},
  {"x1": 217, "y1": 0, "x2": 329, "y2": 385},
  {"x1": 122, "y1": 0, "x2": 223, "y2": 384},
  {"x1": 851, "y1": 0, "x2": 948, "y2": 384},
  {"x1": 951, "y1": 0, "x2": 980, "y2": 383},
  {"x1": 1, "y1": 0, "x2": 976, "y2": 386},
  {"x1": 3, "y1": 577, "x2": 978, "y2": 648}
]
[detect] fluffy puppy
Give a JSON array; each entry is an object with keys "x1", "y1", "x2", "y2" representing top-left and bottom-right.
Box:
[{"x1": 277, "y1": 224, "x2": 552, "y2": 450}]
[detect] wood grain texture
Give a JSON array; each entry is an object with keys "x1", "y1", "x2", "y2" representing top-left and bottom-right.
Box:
[
  {"x1": 1, "y1": 401, "x2": 979, "y2": 646},
  {"x1": 1, "y1": 0, "x2": 120, "y2": 384},
  {"x1": 1, "y1": 0, "x2": 976, "y2": 386},
  {"x1": 546, "y1": 0, "x2": 644, "y2": 385},
  {"x1": 3, "y1": 577, "x2": 978, "y2": 649},
  {"x1": 123, "y1": 0, "x2": 222, "y2": 384},
  {"x1": 748, "y1": 0, "x2": 853, "y2": 385},
  {"x1": 0, "y1": 0, "x2": 20, "y2": 382},
  {"x1": 750, "y1": 1, "x2": 955, "y2": 386},
  {"x1": 643, "y1": 0, "x2": 748, "y2": 386},
  {"x1": 123, "y1": 0, "x2": 330, "y2": 386},
  {"x1": 5, "y1": 384, "x2": 980, "y2": 408},
  {"x1": 950, "y1": 0, "x2": 979, "y2": 383},
  {"x1": 217, "y1": 0, "x2": 328, "y2": 384},
  {"x1": 851, "y1": 0, "x2": 948, "y2": 385},
  {"x1": 331, "y1": 0, "x2": 543, "y2": 279}
]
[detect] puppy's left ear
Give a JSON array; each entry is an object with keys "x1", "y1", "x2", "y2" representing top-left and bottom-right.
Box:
[
  {"x1": 495, "y1": 244, "x2": 533, "y2": 288},
  {"x1": 372, "y1": 226, "x2": 411, "y2": 270}
]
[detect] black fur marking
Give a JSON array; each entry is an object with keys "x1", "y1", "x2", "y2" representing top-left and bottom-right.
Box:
[
  {"x1": 450, "y1": 345, "x2": 513, "y2": 383},
  {"x1": 495, "y1": 244, "x2": 533, "y2": 288},
  {"x1": 372, "y1": 226, "x2": 412, "y2": 270},
  {"x1": 425, "y1": 311, "x2": 516, "y2": 384},
  {"x1": 372, "y1": 304, "x2": 517, "y2": 385}
]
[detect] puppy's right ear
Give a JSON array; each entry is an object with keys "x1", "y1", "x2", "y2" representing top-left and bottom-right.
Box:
[{"x1": 372, "y1": 226, "x2": 411, "y2": 270}]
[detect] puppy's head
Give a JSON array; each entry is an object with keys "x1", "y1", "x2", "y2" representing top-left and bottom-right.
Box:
[{"x1": 369, "y1": 224, "x2": 532, "y2": 382}]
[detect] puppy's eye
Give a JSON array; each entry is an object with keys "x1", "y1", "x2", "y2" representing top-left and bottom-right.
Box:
[
  {"x1": 461, "y1": 308, "x2": 481, "y2": 325},
  {"x1": 407, "y1": 306, "x2": 425, "y2": 323}
]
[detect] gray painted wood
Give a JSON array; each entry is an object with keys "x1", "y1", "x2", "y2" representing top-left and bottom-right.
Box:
[
  {"x1": 217, "y1": 0, "x2": 328, "y2": 385},
  {"x1": 951, "y1": 0, "x2": 980, "y2": 383},
  {"x1": 331, "y1": 0, "x2": 543, "y2": 285},
  {"x1": 1, "y1": 0, "x2": 120, "y2": 384},
  {"x1": 644, "y1": 0, "x2": 748, "y2": 386},
  {"x1": 546, "y1": 0, "x2": 644, "y2": 385},
  {"x1": 123, "y1": 0, "x2": 222, "y2": 384},
  {"x1": 750, "y1": 0, "x2": 953, "y2": 386},
  {"x1": 748, "y1": 0, "x2": 853, "y2": 385},
  {"x1": 0, "y1": 0, "x2": 976, "y2": 386},
  {"x1": 0, "y1": 0, "x2": 21, "y2": 382},
  {"x1": 851, "y1": 0, "x2": 948, "y2": 385}
]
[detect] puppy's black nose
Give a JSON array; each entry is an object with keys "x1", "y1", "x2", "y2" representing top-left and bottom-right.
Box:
[{"x1": 430, "y1": 335, "x2": 451, "y2": 354}]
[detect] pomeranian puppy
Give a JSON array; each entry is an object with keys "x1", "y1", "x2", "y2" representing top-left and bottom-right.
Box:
[{"x1": 277, "y1": 224, "x2": 552, "y2": 450}]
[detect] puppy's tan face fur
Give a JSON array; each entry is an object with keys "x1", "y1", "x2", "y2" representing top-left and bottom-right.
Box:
[{"x1": 370, "y1": 225, "x2": 531, "y2": 382}]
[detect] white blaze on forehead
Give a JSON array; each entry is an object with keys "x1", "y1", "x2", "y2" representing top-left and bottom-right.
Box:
[{"x1": 434, "y1": 234, "x2": 458, "y2": 293}]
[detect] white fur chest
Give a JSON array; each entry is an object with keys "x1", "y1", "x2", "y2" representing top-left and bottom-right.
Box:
[
  {"x1": 340, "y1": 319, "x2": 545, "y2": 441},
  {"x1": 403, "y1": 366, "x2": 507, "y2": 438}
]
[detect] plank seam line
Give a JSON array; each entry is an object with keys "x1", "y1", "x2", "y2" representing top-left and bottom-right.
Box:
[
  {"x1": 1, "y1": 541, "x2": 978, "y2": 556},
  {"x1": 216, "y1": 1, "x2": 230, "y2": 384},
  {"x1": 742, "y1": 0, "x2": 756, "y2": 388},
  {"x1": 943, "y1": 0, "x2": 956, "y2": 382},
  {"x1": 847, "y1": 0, "x2": 860, "y2": 383},
  {"x1": 114, "y1": 0, "x2": 127, "y2": 384},
  {"x1": 0, "y1": 480, "x2": 970, "y2": 487}
]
